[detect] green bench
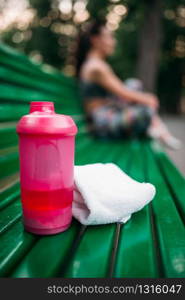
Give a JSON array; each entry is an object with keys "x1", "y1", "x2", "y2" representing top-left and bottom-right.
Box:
[{"x1": 0, "y1": 43, "x2": 185, "y2": 278}]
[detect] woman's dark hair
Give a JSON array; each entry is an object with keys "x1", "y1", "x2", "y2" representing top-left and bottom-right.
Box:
[{"x1": 75, "y1": 20, "x2": 106, "y2": 77}]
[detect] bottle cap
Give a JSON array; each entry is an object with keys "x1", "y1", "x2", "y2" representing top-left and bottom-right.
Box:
[
  {"x1": 30, "y1": 102, "x2": 54, "y2": 113},
  {"x1": 16, "y1": 101, "x2": 78, "y2": 136}
]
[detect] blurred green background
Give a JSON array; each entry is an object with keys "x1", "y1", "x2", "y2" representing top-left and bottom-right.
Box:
[{"x1": 0, "y1": 0, "x2": 185, "y2": 113}]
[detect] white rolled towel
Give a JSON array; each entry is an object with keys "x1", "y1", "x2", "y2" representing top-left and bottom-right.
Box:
[{"x1": 72, "y1": 163, "x2": 156, "y2": 225}]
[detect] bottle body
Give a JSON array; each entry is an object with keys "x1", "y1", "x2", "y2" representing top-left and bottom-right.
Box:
[{"x1": 17, "y1": 102, "x2": 77, "y2": 235}]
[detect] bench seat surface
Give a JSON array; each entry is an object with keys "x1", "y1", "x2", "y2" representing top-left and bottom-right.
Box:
[{"x1": 0, "y1": 43, "x2": 185, "y2": 278}]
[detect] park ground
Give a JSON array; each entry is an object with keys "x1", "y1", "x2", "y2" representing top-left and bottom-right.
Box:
[{"x1": 163, "y1": 115, "x2": 185, "y2": 176}]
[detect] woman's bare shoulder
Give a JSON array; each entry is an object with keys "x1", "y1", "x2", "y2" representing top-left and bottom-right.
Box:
[{"x1": 80, "y1": 58, "x2": 111, "y2": 80}]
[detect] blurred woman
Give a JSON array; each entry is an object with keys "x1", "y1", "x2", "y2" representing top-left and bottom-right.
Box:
[{"x1": 75, "y1": 20, "x2": 181, "y2": 149}]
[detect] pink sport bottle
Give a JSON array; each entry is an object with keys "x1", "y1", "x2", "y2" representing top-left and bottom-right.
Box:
[{"x1": 16, "y1": 101, "x2": 78, "y2": 235}]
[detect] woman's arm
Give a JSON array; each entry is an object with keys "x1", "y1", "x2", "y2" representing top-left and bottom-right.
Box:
[{"x1": 91, "y1": 61, "x2": 159, "y2": 109}]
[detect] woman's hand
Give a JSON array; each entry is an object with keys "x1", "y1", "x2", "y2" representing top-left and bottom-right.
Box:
[{"x1": 142, "y1": 93, "x2": 159, "y2": 110}]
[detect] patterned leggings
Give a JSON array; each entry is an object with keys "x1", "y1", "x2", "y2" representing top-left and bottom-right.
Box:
[
  {"x1": 89, "y1": 102, "x2": 153, "y2": 138},
  {"x1": 87, "y1": 79, "x2": 154, "y2": 138}
]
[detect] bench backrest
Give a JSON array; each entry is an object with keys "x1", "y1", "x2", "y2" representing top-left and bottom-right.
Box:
[
  {"x1": 0, "y1": 43, "x2": 82, "y2": 119},
  {"x1": 0, "y1": 42, "x2": 84, "y2": 182}
]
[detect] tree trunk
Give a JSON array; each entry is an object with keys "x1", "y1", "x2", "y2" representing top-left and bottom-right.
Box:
[{"x1": 137, "y1": 0, "x2": 162, "y2": 92}]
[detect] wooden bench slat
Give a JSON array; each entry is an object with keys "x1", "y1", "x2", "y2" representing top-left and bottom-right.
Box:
[
  {"x1": 0, "y1": 56, "x2": 76, "y2": 86},
  {"x1": 0, "y1": 175, "x2": 19, "y2": 196},
  {"x1": 0, "y1": 44, "x2": 76, "y2": 88},
  {"x1": 114, "y1": 141, "x2": 159, "y2": 278},
  {"x1": 0, "y1": 105, "x2": 29, "y2": 122},
  {"x1": 0, "y1": 152, "x2": 19, "y2": 180},
  {"x1": 11, "y1": 221, "x2": 80, "y2": 278},
  {"x1": 145, "y1": 143, "x2": 185, "y2": 278},
  {"x1": 0, "y1": 185, "x2": 19, "y2": 211},
  {"x1": 0, "y1": 83, "x2": 62, "y2": 102},
  {"x1": 64, "y1": 141, "x2": 131, "y2": 277},
  {"x1": 0, "y1": 222, "x2": 37, "y2": 277},
  {"x1": 0, "y1": 87, "x2": 56, "y2": 103},
  {"x1": 0, "y1": 127, "x2": 18, "y2": 147},
  {"x1": 64, "y1": 224, "x2": 116, "y2": 278},
  {"x1": 0, "y1": 52, "x2": 46, "y2": 79},
  {"x1": 0, "y1": 198, "x2": 22, "y2": 234},
  {"x1": 151, "y1": 143, "x2": 185, "y2": 223},
  {"x1": 0, "y1": 66, "x2": 76, "y2": 98}
]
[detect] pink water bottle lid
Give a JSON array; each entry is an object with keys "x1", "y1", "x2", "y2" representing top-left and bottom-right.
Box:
[
  {"x1": 29, "y1": 101, "x2": 54, "y2": 113},
  {"x1": 16, "y1": 101, "x2": 78, "y2": 136}
]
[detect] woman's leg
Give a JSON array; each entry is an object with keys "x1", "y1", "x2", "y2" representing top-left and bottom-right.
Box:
[
  {"x1": 120, "y1": 104, "x2": 152, "y2": 137},
  {"x1": 88, "y1": 103, "x2": 124, "y2": 138},
  {"x1": 148, "y1": 114, "x2": 182, "y2": 150},
  {"x1": 124, "y1": 78, "x2": 182, "y2": 149}
]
